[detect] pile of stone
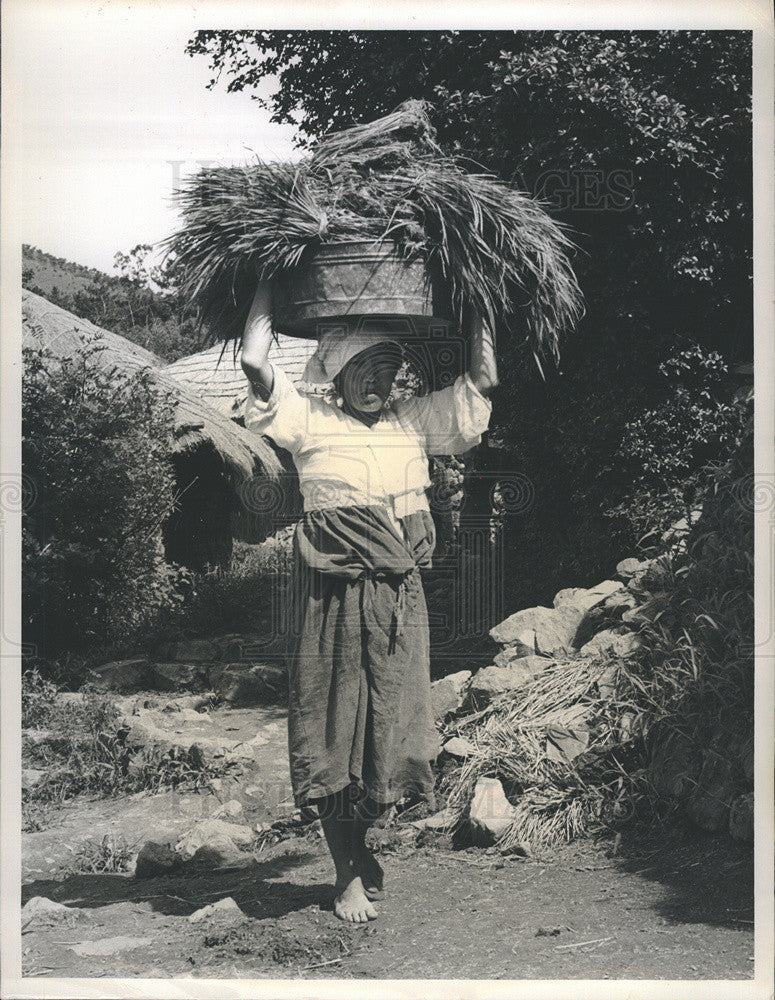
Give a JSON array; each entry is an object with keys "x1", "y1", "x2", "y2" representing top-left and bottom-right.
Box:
[
  {"x1": 428, "y1": 549, "x2": 753, "y2": 846},
  {"x1": 88, "y1": 633, "x2": 287, "y2": 706}
]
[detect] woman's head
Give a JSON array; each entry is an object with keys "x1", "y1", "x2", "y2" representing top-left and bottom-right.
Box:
[{"x1": 335, "y1": 341, "x2": 405, "y2": 418}]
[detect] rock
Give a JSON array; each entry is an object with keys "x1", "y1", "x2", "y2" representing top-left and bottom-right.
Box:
[
  {"x1": 616, "y1": 557, "x2": 649, "y2": 580},
  {"x1": 22, "y1": 768, "x2": 46, "y2": 791},
  {"x1": 160, "y1": 693, "x2": 216, "y2": 713},
  {"x1": 120, "y1": 709, "x2": 255, "y2": 768},
  {"x1": 430, "y1": 670, "x2": 472, "y2": 719},
  {"x1": 213, "y1": 799, "x2": 245, "y2": 821},
  {"x1": 577, "y1": 629, "x2": 642, "y2": 659},
  {"x1": 175, "y1": 818, "x2": 255, "y2": 861},
  {"x1": 465, "y1": 657, "x2": 547, "y2": 709},
  {"x1": 22, "y1": 896, "x2": 80, "y2": 929},
  {"x1": 468, "y1": 777, "x2": 516, "y2": 844},
  {"x1": 214, "y1": 663, "x2": 287, "y2": 706},
  {"x1": 221, "y1": 634, "x2": 266, "y2": 663},
  {"x1": 88, "y1": 658, "x2": 151, "y2": 693},
  {"x1": 441, "y1": 736, "x2": 476, "y2": 759},
  {"x1": 545, "y1": 724, "x2": 590, "y2": 764},
  {"x1": 71, "y1": 936, "x2": 152, "y2": 957},
  {"x1": 603, "y1": 590, "x2": 640, "y2": 613},
  {"x1": 134, "y1": 841, "x2": 183, "y2": 879},
  {"x1": 188, "y1": 897, "x2": 244, "y2": 924},
  {"x1": 489, "y1": 605, "x2": 580, "y2": 658},
  {"x1": 493, "y1": 647, "x2": 519, "y2": 669},
  {"x1": 148, "y1": 662, "x2": 207, "y2": 692},
  {"x1": 553, "y1": 580, "x2": 624, "y2": 615},
  {"x1": 729, "y1": 793, "x2": 754, "y2": 842}
]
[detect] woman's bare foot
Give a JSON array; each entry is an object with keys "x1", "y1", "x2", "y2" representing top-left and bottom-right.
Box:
[
  {"x1": 353, "y1": 841, "x2": 385, "y2": 900},
  {"x1": 333, "y1": 875, "x2": 378, "y2": 922}
]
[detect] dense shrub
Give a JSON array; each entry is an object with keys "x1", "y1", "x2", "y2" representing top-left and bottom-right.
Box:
[
  {"x1": 22, "y1": 342, "x2": 192, "y2": 661},
  {"x1": 155, "y1": 533, "x2": 294, "y2": 642}
]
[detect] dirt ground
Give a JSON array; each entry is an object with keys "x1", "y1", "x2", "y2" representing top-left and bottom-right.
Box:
[
  {"x1": 21, "y1": 700, "x2": 754, "y2": 981},
  {"x1": 22, "y1": 820, "x2": 753, "y2": 980}
]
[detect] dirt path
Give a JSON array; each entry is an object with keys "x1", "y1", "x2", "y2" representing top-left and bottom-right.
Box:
[
  {"x1": 22, "y1": 822, "x2": 753, "y2": 980},
  {"x1": 21, "y1": 701, "x2": 753, "y2": 980}
]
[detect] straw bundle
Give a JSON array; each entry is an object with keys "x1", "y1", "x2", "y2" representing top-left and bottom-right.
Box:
[
  {"x1": 438, "y1": 657, "x2": 651, "y2": 854},
  {"x1": 162, "y1": 100, "x2": 584, "y2": 367}
]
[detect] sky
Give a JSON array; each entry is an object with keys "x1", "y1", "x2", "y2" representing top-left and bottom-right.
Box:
[{"x1": 10, "y1": 3, "x2": 301, "y2": 274}]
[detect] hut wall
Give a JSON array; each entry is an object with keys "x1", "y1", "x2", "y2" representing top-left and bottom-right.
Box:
[{"x1": 163, "y1": 447, "x2": 235, "y2": 572}]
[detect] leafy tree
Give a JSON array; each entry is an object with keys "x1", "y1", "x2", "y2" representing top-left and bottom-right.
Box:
[{"x1": 186, "y1": 30, "x2": 752, "y2": 607}]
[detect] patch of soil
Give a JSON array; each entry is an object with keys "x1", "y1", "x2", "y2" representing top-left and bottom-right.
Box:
[{"x1": 21, "y1": 828, "x2": 753, "y2": 980}]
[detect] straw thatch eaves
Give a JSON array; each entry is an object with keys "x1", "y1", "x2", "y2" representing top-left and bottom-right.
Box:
[
  {"x1": 22, "y1": 290, "x2": 282, "y2": 568},
  {"x1": 162, "y1": 335, "x2": 318, "y2": 419}
]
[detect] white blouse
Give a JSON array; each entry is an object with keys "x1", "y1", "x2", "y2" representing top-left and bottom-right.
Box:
[{"x1": 244, "y1": 363, "x2": 492, "y2": 523}]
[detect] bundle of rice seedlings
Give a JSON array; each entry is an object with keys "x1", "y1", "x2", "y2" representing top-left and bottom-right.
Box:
[{"x1": 161, "y1": 99, "x2": 584, "y2": 366}]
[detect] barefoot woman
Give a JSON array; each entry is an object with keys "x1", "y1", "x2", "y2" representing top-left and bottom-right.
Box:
[{"x1": 241, "y1": 282, "x2": 497, "y2": 922}]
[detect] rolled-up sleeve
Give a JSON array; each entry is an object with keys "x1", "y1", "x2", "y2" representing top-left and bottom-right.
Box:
[
  {"x1": 396, "y1": 372, "x2": 492, "y2": 455},
  {"x1": 243, "y1": 363, "x2": 310, "y2": 455}
]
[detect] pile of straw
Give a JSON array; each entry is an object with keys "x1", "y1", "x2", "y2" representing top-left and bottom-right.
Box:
[
  {"x1": 438, "y1": 657, "x2": 650, "y2": 854},
  {"x1": 162, "y1": 100, "x2": 584, "y2": 366}
]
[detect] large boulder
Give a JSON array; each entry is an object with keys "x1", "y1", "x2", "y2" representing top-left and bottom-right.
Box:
[
  {"x1": 468, "y1": 777, "x2": 516, "y2": 844},
  {"x1": 212, "y1": 663, "x2": 287, "y2": 706},
  {"x1": 148, "y1": 662, "x2": 208, "y2": 692},
  {"x1": 489, "y1": 605, "x2": 580, "y2": 657},
  {"x1": 22, "y1": 896, "x2": 81, "y2": 929},
  {"x1": 553, "y1": 580, "x2": 624, "y2": 615},
  {"x1": 616, "y1": 557, "x2": 649, "y2": 580},
  {"x1": 465, "y1": 657, "x2": 548, "y2": 709},
  {"x1": 88, "y1": 658, "x2": 151, "y2": 693},
  {"x1": 430, "y1": 670, "x2": 472, "y2": 719},
  {"x1": 576, "y1": 629, "x2": 642, "y2": 659}
]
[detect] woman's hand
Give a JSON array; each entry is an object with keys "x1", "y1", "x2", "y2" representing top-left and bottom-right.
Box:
[
  {"x1": 241, "y1": 281, "x2": 275, "y2": 400},
  {"x1": 468, "y1": 312, "x2": 499, "y2": 395}
]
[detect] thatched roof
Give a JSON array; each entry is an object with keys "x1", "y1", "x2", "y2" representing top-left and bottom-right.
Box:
[
  {"x1": 163, "y1": 335, "x2": 317, "y2": 419},
  {"x1": 22, "y1": 290, "x2": 281, "y2": 482}
]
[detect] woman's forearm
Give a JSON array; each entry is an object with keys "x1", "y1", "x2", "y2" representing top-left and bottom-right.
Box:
[
  {"x1": 241, "y1": 281, "x2": 275, "y2": 398},
  {"x1": 468, "y1": 312, "x2": 499, "y2": 394}
]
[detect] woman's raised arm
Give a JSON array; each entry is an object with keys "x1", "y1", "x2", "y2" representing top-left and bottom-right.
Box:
[
  {"x1": 240, "y1": 281, "x2": 275, "y2": 401},
  {"x1": 468, "y1": 312, "x2": 499, "y2": 395}
]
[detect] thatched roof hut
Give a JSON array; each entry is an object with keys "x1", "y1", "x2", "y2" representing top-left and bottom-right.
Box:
[
  {"x1": 22, "y1": 290, "x2": 282, "y2": 569},
  {"x1": 162, "y1": 334, "x2": 317, "y2": 534},
  {"x1": 162, "y1": 334, "x2": 318, "y2": 420}
]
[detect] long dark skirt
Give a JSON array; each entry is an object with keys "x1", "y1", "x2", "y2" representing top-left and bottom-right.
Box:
[{"x1": 286, "y1": 506, "x2": 440, "y2": 808}]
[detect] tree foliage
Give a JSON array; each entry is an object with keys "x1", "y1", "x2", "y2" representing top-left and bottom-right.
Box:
[{"x1": 186, "y1": 30, "x2": 752, "y2": 606}]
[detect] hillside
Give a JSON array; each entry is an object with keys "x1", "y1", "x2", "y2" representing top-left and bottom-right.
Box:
[
  {"x1": 22, "y1": 245, "x2": 111, "y2": 298},
  {"x1": 21, "y1": 245, "x2": 206, "y2": 364}
]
